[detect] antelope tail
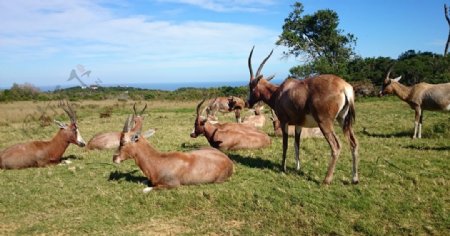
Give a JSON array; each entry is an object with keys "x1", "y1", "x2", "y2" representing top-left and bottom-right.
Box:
[{"x1": 343, "y1": 87, "x2": 356, "y2": 135}]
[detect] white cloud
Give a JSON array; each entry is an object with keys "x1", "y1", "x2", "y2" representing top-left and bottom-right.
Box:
[
  {"x1": 0, "y1": 1, "x2": 296, "y2": 86},
  {"x1": 157, "y1": 0, "x2": 276, "y2": 12}
]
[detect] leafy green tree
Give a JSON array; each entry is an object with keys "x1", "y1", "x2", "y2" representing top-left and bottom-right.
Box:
[
  {"x1": 277, "y1": 2, "x2": 357, "y2": 77},
  {"x1": 395, "y1": 50, "x2": 450, "y2": 85}
]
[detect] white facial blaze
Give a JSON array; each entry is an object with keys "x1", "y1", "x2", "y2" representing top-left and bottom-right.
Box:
[{"x1": 76, "y1": 128, "x2": 86, "y2": 144}]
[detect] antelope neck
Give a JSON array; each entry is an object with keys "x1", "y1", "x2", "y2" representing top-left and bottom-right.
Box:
[
  {"x1": 131, "y1": 140, "x2": 160, "y2": 180},
  {"x1": 259, "y1": 80, "x2": 279, "y2": 109},
  {"x1": 47, "y1": 130, "x2": 72, "y2": 159},
  {"x1": 391, "y1": 82, "x2": 413, "y2": 101}
]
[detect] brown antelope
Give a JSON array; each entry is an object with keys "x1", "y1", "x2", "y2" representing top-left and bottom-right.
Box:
[
  {"x1": 203, "y1": 96, "x2": 245, "y2": 123},
  {"x1": 380, "y1": 70, "x2": 450, "y2": 138},
  {"x1": 87, "y1": 104, "x2": 148, "y2": 150},
  {"x1": 270, "y1": 110, "x2": 323, "y2": 138},
  {"x1": 0, "y1": 101, "x2": 86, "y2": 169},
  {"x1": 247, "y1": 46, "x2": 359, "y2": 184},
  {"x1": 241, "y1": 103, "x2": 266, "y2": 128},
  {"x1": 113, "y1": 115, "x2": 233, "y2": 192},
  {"x1": 191, "y1": 99, "x2": 271, "y2": 150}
]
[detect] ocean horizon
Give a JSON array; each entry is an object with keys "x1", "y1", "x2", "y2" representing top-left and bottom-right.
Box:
[
  {"x1": 1, "y1": 81, "x2": 249, "y2": 92},
  {"x1": 2, "y1": 79, "x2": 288, "y2": 92}
]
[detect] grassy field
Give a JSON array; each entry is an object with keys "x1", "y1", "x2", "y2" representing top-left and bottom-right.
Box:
[{"x1": 0, "y1": 98, "x2": 448, "y2": 235}]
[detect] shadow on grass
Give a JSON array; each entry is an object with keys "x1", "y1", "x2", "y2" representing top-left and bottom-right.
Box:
[
  {"x1": 108, "y1": 170, "x2": 148, "y2": 184},
  {"x1": 361, "y1": 128, "x2": 411, "y2": 138},
  {"x1": 180, "y1": 142, "x2": 203, "y2": 150},
  {"x1": 62, "y1": 154, "x2": 82, "y2": 161},
  {"x1": 403, "y1": 144, "x2": 450, "y2": 151},
  {"x1": 228, "y1": 153, "x2": 279, "y2": 170},
  {"x1": 228, "y1": 154, "x2": 322, "y2": 185}
]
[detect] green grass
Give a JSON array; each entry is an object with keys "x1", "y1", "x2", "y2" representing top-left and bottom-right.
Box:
[{"x1": 0, "y1": 98, "x2": 448, "y2": 235}]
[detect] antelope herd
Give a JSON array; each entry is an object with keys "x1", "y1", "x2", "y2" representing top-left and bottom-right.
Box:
[{"x1": 0, "y1": 46, "x2": 448, "y2": 191}]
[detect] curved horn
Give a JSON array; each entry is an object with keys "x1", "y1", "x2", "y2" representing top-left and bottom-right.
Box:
[
  {"x1": 122, "y1": 115, "x2": 133, "y2": 133},
  {"x1": 140, "y1": 104, "x2": 147, "y2": 115},
  {"x1": 248, "y1": 46, "x2": 255, "y2": 80},
  {"x1": 255, "y1": 49, "x2": 273, "y2": 77},
  {"x1": 59, "y1": 100, "x2": 76, "y2": 123},
  {"x1": 270, "y1": 109, "x2": 278, "y2": 120},
  {"x1": 386, "y1": 65, "x2": 394, "y2": 80},
  {"x1": 133, "y1": 103, "x2": 137, "y2": 115},
  {"x1": 196, "y1": 99, "x2": 206, "y2": 117}
]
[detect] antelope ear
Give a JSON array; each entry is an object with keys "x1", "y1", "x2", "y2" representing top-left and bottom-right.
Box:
[
  {"x1": 54, "y1": 120, "x2": 67, "y2": 128},
  {"x1": 393, "y1": 76, "x2": 402, "y2": 82},
  {"x1": 266, "y1": 74, "x2": 276, "y2": 81},
  {"x1": 143, "y1": 129, "x2": 156, "y2": 138}
]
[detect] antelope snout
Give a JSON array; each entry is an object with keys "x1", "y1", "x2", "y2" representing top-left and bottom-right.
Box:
[
  {"x1": 190, "y1": 128, "x2": 198, "y2": 138},
  {"x1": 76, "y1": 131, "x2": 86, "y2": 147},
  {"x1": 78, "y1": 140, "x2": 86, "y2": 147}
]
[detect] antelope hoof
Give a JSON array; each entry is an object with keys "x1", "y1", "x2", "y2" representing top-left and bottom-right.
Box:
[
  {"x1": 143, "y1": 187, "x2": 153, "y2": 193},
  {"x1": 352, "y1": 178, "x2": 359, "y2": 184},
  {"x1": 322, "y1": 177, "x2": 332, "y2": 185},
  {"x1": 59, "y1": 160, "x2": 72, "y2": 165}
]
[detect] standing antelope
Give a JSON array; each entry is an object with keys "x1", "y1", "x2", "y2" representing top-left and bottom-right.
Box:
[
  {"x1": 203, "y1": 97, "x2": 245, "y2": 123},
  {"x1": 270, "y1": 110, "x2": 323, "y2": 138},
  {"x1": 379, "y1": 70, "x2": 450, "y2": 138},
  {"x1": 247, "y1": 46, "x2": 359, "y2": 184},
  {"x1": 0, "y1": 101, "x2": 86, "y2": 169},
  {"x1": 191, "y1": 99, "x2": 271, "y2": 150},
  {"x1": 87, "y1": 104, "x2": 148, "y2": 150},
  {"x1": 113, "y1": 115, "x2": 233, "y2": 192}
]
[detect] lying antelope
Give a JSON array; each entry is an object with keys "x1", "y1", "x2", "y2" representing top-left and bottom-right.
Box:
[
  {"x1": 0, "y1": 101, "x2": 86, "y2": 169},
  {"x1": 87, "y1": 103, "x2": 149, "y2": 150},
  {"x1": 240, "y1": 103, "x2": 266, "y2": 128},
  {"x1": 113, "y1": 115, "x2": 233, "y2": 192},
  {"x1": 247, "y1": 46, "x2": 359, "y2": 184},
  {"x1": 380, "y1": 70, "x2": 450, "y2": 138},
  {"x1": 203, "y1": 96, "x2": 245, "y2": 123},
  {"x1": 270, "y1": 110, "x2": 323, "y2": 138},
  {"x1": 191, "y1": 99, "x2": 271, "y2": 150}
]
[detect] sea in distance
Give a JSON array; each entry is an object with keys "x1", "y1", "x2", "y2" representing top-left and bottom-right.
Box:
[{"x1": 35, "y1": 81, "x2": 256, "y2": 92}]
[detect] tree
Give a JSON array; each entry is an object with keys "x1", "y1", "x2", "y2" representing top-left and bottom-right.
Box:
[{"x1": 276, "y1": 2, "x2": 357, "y2": 77}]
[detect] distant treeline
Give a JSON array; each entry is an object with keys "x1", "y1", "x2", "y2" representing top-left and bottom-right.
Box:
[
  {"x1": 0, "y1": 83, "x2": 248, "y2": 102},
  {"x1": 1, "y1": 50, "x2": 449, "y2": 102},
  {"x1": 343, "y1": 50, "x2": 450, "y2": 86}
]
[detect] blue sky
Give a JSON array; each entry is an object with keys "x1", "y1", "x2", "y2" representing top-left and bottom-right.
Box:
[{"x1": 0, "y1": 0, "x2": 448, "y2": 88}]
